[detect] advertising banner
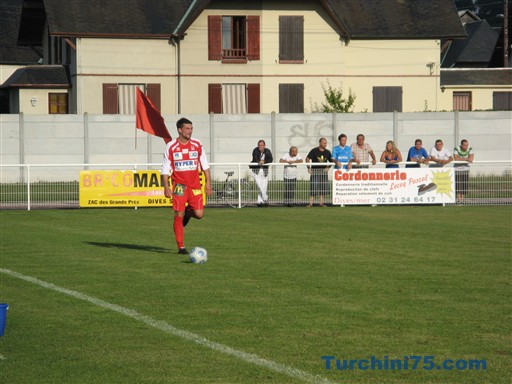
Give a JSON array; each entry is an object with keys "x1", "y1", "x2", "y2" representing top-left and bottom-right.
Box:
[
  {"x1": 332, "y1": 168, "x2": 455, "y2": 205},
  {"x1": 79, "y1": 170, "x2": 206, "y2": 208}
]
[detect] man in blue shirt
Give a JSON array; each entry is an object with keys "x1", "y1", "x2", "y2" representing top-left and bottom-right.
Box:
[
  {"x1": 406, "y1": 139, "x2": 430, "y2": 168},
  {"x1": 332, "y1": 134, "x2": 354, "y2": 170}
]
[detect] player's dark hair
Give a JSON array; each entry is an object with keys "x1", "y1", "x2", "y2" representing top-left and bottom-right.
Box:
[
  {"x1": 415, "y1": 139, "x2": 422, "y2": 144},
  {"x1": 461, "y1": 139, "x2": 468, "y2": 145},
  {"x1": 338, "y1": 133, "x2": 347, "y2": 141},
  {"x1": 176, "y1": 117, "x2": 192, "y2": 129}
]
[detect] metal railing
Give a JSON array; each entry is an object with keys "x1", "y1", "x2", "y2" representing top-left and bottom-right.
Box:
[{"x1": 0, "y1": 162, "x2": 510, "y2": 210}]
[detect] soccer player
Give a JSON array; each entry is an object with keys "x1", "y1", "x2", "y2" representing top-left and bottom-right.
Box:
[{"x1": 162, "y1": 118, "x2": 212, "y2": 254}]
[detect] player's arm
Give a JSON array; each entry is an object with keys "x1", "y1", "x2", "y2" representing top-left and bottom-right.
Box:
[
  {"x1": 161, "y1": 145, "x2": 173, "y2": 198},
  {"x1": 202, "y1": 168, "x2": 212, "y2": 196},
  {"x1": 162, "y1": 174, "x2": 172, "y2": 198}
]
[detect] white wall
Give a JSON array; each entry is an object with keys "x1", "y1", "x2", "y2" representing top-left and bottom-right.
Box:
[{"x1": 1, "y1": 111, "x2": 510, "y2": 166}]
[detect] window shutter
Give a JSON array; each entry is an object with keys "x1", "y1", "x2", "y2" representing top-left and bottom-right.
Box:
[
  {"x1": 208, "y1": 15, "x2": 222, "y2": 60},
  {"x1": 453, "y1": 92, "x2": 471, "y2": 111},
  {"x1": 279, "y1": 16, "x2": 304, "y2": 62},
  {"x1": 279, "y1": 84, "x2": 304, "y2": 113},
  {"x1": 247, "y1": 16, "x2": 260, "y2": 60},
  {"x1": 208, "y1": 83, "x2": 222, "y2": 113},
  {"x1": 247, "y1": 83, "x2": 260, "y2": 113},
  {"x1": 102, "y1": 83, "x2": 118, "y2": 114},
  {"x1": 373, "y1": 87, "x2": 402, "y2": 112},
  {"x1": 146, "y1": 83, "x2": 161, "y2": 111},
  {"x1": 493, "y1": 92, "x2": 512, "y2": 110}
]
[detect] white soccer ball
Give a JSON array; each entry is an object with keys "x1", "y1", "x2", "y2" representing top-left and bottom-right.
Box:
[{"x1": 189, "y1": 247, "x2": 208, "y2": 264}]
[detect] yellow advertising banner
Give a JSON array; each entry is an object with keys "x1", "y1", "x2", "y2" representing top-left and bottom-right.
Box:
[{"x1": 79, "y1": 170, "x2": 206, "y2": 208}]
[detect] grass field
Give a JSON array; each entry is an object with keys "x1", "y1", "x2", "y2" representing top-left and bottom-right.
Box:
[{"x1": 0, "y1": 206, "x2": 510, "y2": 383}]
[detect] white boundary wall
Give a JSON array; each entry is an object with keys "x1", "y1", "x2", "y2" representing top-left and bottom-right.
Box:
[{"x1": 1, "y1": 112, "x2": 510, "y2": 167}]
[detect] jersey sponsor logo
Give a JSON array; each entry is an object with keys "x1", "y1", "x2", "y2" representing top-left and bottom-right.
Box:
[
  {"x1": 173, "y1": 184, "x2": 185, "y2": 196},
  {"x1": 192, "y1": 188, "x2": 202, "y2": 196},
  {"x1": 173, "y1": 152, "x2": 183, "y2": 160},
  {"x1": 189, "y1": 151, "x2": 198, "y2": 159},
  {"x1": 174, "y1": 160, "x2": 197, "y2": 171},
  {"x1": 182, "y1": 148, "x2": 189, "y2": 154}
]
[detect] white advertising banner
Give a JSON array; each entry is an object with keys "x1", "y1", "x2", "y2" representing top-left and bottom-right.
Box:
[{"x1": 332, "y1": 168, "x2": 455, "y2": 205}]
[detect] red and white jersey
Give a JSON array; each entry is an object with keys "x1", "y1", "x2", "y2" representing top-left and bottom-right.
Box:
[{"x1": 161, "y1": 138, "x2": 210, "y2": 189}]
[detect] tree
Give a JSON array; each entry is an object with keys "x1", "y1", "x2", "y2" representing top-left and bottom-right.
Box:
[{"x1": 310, "y1": 81, "x2": 356, "y2": 113}]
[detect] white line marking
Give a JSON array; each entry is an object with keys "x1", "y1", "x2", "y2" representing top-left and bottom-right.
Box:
[
  {"x1": 0, "y1": 354, "x2": 6, "y2": 360},
  {"x1": 1, "y1": 268, "x2": 336, "y2": 384}
]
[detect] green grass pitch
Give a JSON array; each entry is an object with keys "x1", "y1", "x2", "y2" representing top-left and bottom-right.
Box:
[{"x1": 0, "y1": 206, "x2": 510, "y2": 383}]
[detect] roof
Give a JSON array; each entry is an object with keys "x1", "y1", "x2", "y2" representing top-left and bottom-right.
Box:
[
  {"x1": 16, "y1": 0, "x2": 466, "y2": 40},
  {"x1": 442, "y1": 19, "x2": 500, "y2": 68},
  {"x1": 322, "y1": 0, "x2": 466, "y2": 39},
  {"x1": 441, "y1": 69, "x2": 512, "y2": 86},
  {"x1": 1, "y1": 65, "x2": 70, "y2": 88},
  {"x1": 0, "y1": 0, "x2": 41, "y2": 64},
  {"x1": 24, "y1": 0, "x2": 194, "y2": 39}
]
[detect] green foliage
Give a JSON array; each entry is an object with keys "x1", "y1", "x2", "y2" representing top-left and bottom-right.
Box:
[{"x1": 310, "y1": 81, "x2": 356, "y2": 113}]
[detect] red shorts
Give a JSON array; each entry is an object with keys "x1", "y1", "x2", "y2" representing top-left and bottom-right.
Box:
[{"x1": 172, "y1": 183, "x2": 204, "y2": 212}]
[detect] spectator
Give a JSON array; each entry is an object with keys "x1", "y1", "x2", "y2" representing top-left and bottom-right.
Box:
[
  {"x1": 406, "y1": 139, "x2": 430, "y2": 168},
  {"x1": 306, "y1": 137, "x2": 332, "y2": 207},
  {"x1": 250, "y1": 140, "x2": 273, "y2": 207},
  {"x1": 429, "y1": 139, "x2": 453, "y2": 167},
  {"x1": 279, "y1": 146, "x2": 303, "y2": 207},
  {"x1": 350, "y1": 134, "x2": 377, "y2": 168},
  {"x1": 332, "y1": 134, "x2": 354, "y2": 170},
  {"x1": 453, "y1": 139, "x2": 474, "y2": 205},
  {"x1": 380, "y1": 140, "x2": 402, "y2": 168}
]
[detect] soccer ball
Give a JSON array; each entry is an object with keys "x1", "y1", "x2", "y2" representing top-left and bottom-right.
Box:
[{"x1": 189, "y1": 247, "x2": 208, "y2": 264}]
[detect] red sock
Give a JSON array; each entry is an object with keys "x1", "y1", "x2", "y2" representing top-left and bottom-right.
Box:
[{"x1": 173, "y1": 215, "x2": 185, "y2": 248}]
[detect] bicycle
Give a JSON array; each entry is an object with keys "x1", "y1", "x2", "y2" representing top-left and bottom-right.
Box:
[{"x1": 211, "y1": 171, "x2": 253, "y2": 208}]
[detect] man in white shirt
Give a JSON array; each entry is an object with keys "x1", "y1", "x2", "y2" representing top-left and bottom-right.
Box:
[
  {"x1": 429, "y1": 139, "x2": 453, "y2": 168},
  {"x1": 279, "y1": 146, "x2": 303, "y2": 206}
]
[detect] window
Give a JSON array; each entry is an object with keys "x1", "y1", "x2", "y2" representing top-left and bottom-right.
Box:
[
  {"x1": 208, "y1": 15, "x2": 260, "y2": 62},
  {"x1": 453, "y1": 92, "x2": 471, "y2": 111},
  {"x1": 279, "y1": 84, "x2": 304, "y2": 113},
  {"x1": 102, "y1": 83, "x2": 161, "y2": 114},
  {"x1": 208, "y1": 83, "x2": 260, "y2": 114},
  {"x1": 279, "y1": 16, "x2": 304, "y2": 63},
  {"x1": 493, "y1": 92, "x2": 512, "y2": 110},
  {"x1": 373, "y1": 87, "x2": 403, "y2": 112},
  {"x1": 48, "y1": 93, "x2": 67, "y2": 114}
]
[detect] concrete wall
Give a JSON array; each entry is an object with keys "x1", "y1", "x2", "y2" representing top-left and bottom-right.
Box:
[{"x1": 1, "y1": 111, "x2": 510, "y2": 167}]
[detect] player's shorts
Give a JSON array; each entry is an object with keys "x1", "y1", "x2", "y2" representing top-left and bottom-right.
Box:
[{"x1": 172, "y1": 183, "x2": 204, "y2": 212}]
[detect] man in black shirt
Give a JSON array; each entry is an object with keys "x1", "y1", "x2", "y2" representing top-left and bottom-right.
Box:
[{"x1": 306, "y1": 137, "x2": 332, "y2": 207}]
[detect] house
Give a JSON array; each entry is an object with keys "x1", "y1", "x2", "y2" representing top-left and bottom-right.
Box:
[
  {"x1": 2, "y1": 0, "x2": 481, "y2": 114},
  {"x1": 0, "y1": 0, "x2": 43, "y2": 113},
  {"x1": 439, "y1": 8, "x2": 512, "y2": 110}
]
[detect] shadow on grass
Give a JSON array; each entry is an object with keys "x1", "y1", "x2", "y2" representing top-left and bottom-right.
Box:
[{"x1": 85, "y1": 241, "x2": 169, "y2": 254}]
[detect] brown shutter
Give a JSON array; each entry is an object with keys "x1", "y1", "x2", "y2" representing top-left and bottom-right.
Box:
[
  {"x1": 279, "y1": 84, "x2": 304, "y2": 113},
  {"x1": 493, "y1": 92, "x2": 512, "y2": 110},
  {"x1": 146, "y1": 83, "x2": 161, "y2": 111},
  {"x1": 247, "y1": 16, "x2": 260, "y2": 61},
  {"x1": 247, "y1": 83, "x2": 260, "y2": 113},
  {"x1": 102, "y1": 83, "x2": 118, "y2": 114},
  {"x1": 279, "y1": 16, "x2": 304, "y2": 62},
  {"x1": 373, "y1": 86, "x2": 402, "y2": 112},
  {"x1": 208, "y1": 15, "x2": 222, "y2": 60},
  {"x1": 208, "y1": 83, "x2": 222, "y2": 113}
]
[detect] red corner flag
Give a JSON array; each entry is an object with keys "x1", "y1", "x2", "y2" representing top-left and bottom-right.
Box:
[{"x1": 135, "y1": 88, "x2": 172, "y2": 143}]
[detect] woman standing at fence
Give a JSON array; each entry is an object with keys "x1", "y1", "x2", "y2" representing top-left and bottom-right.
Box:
[{"x1": 380, "y1": 141, "x2": 402, "y2": 168}]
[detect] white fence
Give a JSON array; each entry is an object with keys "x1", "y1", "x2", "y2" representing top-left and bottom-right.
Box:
[{"x1": 1, "y1": 162, "x2": 510, "y2": 210}]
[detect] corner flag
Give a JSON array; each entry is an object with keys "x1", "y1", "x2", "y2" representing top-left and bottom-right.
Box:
[{"x1": 135, "y1": 88, "x2": 172, "y2": 143}]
